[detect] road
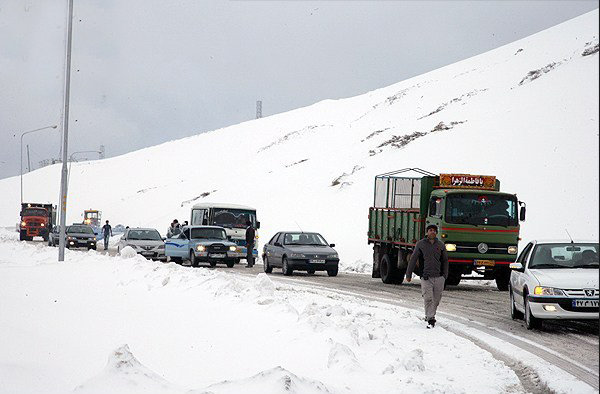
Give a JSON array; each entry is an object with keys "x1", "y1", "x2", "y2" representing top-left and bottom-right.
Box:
[{"x1": 61, "y1": 242, "x2": 600, "y2": 392}]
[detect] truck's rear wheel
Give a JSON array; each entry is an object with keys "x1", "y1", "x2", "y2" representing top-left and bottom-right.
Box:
[{"x1": 380, "y1": 254, "x2": 399, "y2": 284}]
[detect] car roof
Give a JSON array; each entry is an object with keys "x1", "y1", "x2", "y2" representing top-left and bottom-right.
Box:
[
  {"x1": 126, "y1": 227, "x2": 159, "y2": 231},
  {"x1": 191, "y1": 202, "x2": 256, "y2": 211},
  {"x1": 529, "y1": 239, "x2": 599, "y2": 244},
  {"x1": 183, "y1": 225, "x2": 226, "y2": 230}
]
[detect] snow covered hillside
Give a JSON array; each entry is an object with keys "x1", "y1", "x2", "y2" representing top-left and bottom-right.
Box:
[{"x1": 1, "y1": 10, "x2": 598, "y2": 270}]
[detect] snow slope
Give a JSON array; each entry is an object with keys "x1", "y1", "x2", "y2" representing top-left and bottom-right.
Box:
[
  {"x1": 5, "y1": 228, "x2": 594, "y2": 394},
  {"x1": 1, "y1": 10, "x2": 598, "y2": 271}
]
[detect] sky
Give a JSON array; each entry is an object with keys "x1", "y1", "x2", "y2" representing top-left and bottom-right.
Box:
[{"x1": 0, "y1": 0, "x2": 598, "y2": 179}]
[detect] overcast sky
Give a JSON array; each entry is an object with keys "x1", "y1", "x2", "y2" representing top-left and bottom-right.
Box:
[{"x1": 0, "y1": 1, "x2": 597, "y2": 179}]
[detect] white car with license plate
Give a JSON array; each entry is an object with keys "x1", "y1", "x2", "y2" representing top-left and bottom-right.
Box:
[{"x1": 508, "y1": 240, "x2": 599, "y2": 329}]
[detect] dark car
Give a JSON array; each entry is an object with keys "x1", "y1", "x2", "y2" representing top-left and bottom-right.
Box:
[
  {"x1": 48, "y1": 224, "x2": 97, "y2": 250},
  {"x1": 262, "y1": 232, "x2": 339, "y2": 276}
]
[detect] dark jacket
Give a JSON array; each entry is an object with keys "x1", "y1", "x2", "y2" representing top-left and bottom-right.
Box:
[
  {"x1": 245, "y1": 226, "x2": 256, "y2": 245},
  {"x1": 102, "y1": 224, "x2": 112, "y2": 237},
  {"x1": 406, "y1": 237, "x2": 449, "y2": 279}
]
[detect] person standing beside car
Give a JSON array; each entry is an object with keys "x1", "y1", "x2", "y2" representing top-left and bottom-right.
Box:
[
  {"x1": 102, "y1": 220, "x2": 113, "y2": 251},
  {"x1": 406, "y1": 224, "x2": 449, "y2": 329},
  {"x1": 245, "y1": 220, "x2": 256, "y2": 268}
]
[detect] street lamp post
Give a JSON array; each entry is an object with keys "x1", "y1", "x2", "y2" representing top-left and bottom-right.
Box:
[{"x1": 20, "y1": 125, "x2": 58, "y2": 204}]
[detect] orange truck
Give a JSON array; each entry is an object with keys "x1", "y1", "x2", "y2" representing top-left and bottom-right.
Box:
[{"x1": 19, "y1": 203, "x2": 56, "y2": 241}]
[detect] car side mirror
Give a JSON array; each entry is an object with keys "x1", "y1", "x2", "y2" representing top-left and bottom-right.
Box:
[
  {"x1": 162, "y1": 237, "x2": 166, "y2": 241},
  {"x1": 256, "y1": 221, "x2": 261, "y2": 229},
  {"x1": 509, "y1": 262, "x2": 524, "y2": 272},
  {"x1": 329, "y1": 243, "x2": 335, "y2": 247},
  {"x1": 274, "y1": 242, "x2": 282, "y2": 247}
]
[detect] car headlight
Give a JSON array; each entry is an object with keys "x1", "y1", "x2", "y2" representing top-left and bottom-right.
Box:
[
  {"x1": 533, "y1": 286, "x2": 565, "y2": 296},
  {"x1": 508, "y1": 246, "x2": 518, "y2": 255},
  {"x1": 196, "y1": 245, "x2": 206, "y2": 252},
  {"x1": 67, "y1": 236, "x2": 74, "y2": 240},
  {"x1": 229, "y1": 245, "x2": 237, "y2": 252},
  {"x1": 445, "y1": 243, "x2": 457, "y2": 252},
  {"x1": 289, "y1": 253, "x2": 306, "y2": 258},
  {"x1": 158, "y1": 244, "x2": 165, "y2": 249},
  {"x1": 329, "y1": 254, "x2": 339, "y2": 259}
]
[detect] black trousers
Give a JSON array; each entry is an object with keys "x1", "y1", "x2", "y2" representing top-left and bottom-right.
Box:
[{"x1": 246, "y1": 242, "x2": 255, "y2": 265}]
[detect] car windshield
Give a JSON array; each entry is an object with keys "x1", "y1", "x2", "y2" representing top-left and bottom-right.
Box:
[
  {"x1": 22, "y1": 208, "x2": 47, "y2": 217},
  {"x1": 445, "y1": 193, "x2": 518, "y2": 226},
  {"x1": 67, "y1": 226, "x2": 94, "y2": 234},
  {"x1": 190, "y1": 228, "x2": 227, "y2": 240},
  {"x1": 128, "y1": 230, "x2": 162, "y2": 241},
  {"x1": 529, "y1": 243, "x2": 599, "y2": 269},
  {"x1": 211, "y1": 208, "x2": 256, "y2": 229},
  {"x1": 283, "y1": 232, "x2": 328, "y2": 246}
]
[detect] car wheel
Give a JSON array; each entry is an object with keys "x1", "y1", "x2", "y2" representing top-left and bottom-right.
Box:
[
  {"x1": 190, "y1": 251, "x2": 199, "y2": 267},
  {"x1": 282, "y1": 257, "x2": 293, "y2": 276},
  {"x1": 226, "y1": 260, "x2": 235, "y2": 268},
  {"x1": 209, "y1": 260, "x2": 217, "y2": 267},
  {"x1": 263, "y1": 255, "x2": 273, "y2": 273},
  {"x1": 327, "y1": 267, "x2": 338, "y2": 277},
  {"x1": 525, "y1": 296, "x2": 542, "y2": 330},
  {"x1": 509, "y1": 285, "x2": 524, "y2": 320},
  {"x1": 307, "y1": 269, "x2": 315, "y2": 275}
]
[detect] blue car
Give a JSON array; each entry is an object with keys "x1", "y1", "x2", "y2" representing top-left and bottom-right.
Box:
[{"x1": 165, "y1": 225, "x2": 242, "y2": 267}]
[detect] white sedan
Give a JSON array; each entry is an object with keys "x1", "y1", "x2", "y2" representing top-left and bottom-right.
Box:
[{"x1": 509, "y1": 240, "x2": 599, "y2": 329}]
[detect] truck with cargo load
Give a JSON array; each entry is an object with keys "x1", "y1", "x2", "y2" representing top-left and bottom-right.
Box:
[
  {"x1": 368, "y1": 168, "x2": 526, "y2": 290},
  {"x1": 19, "y1": 203, "x2": 56, "y2": 241}
]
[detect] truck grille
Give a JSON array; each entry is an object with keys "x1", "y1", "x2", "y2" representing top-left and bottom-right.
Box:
[{"x1": 455, "y1": 242, "x2": 511, "y2": 255}]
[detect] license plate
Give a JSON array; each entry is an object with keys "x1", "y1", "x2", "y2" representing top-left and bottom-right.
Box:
[
  {"x1": 474, "y1": 259, "x2": 495, "y2": 267},
  {"x1": 141, "y1": 251, "x2": 154, "y2": 256},
  {"x1": 572, "y1": 300, "x2": 599, "y2": 307},
  {"x1": 210, "y1": 253, "x2": 225, "y2": 258},
  {"x1": 311, "y1": 259, "x2": 325, "y2": 264}
]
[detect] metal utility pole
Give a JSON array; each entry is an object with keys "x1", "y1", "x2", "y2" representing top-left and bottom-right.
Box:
[
  {"x1": 256, "y1": 100, "x2": 262, "y2": 119},
  {"x1": 58, "y1": 0, "x2": 74, "y2": 262},
  {"x1": 26, "y1": 145, "x2": 31, "y2": 172}
]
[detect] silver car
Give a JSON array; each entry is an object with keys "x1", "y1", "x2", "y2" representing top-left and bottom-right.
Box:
[{"x1": 117, "y1": 228, "x2": 166, "y2": 261}]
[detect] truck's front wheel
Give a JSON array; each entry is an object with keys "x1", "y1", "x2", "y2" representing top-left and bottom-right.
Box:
[
  {"x1": 495, "y1": 268, "x2": 510, "y2": 291},
  {"x1": 380, "y1": 254, "x2": 399, "y2": 284}
]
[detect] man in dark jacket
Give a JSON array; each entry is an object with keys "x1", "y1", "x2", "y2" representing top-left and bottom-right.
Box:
[
  {"x1": 406, "y1": 224, "x2": 449, "y2": 328},
  {"x1": 245, "y1": 220, "x2": 256, "y2": 268},
  {"x1": 101, "y1": 220, "x2": 113, "y2": 251}
]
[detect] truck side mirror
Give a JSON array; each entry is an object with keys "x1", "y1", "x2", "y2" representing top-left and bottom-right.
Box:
[
  {"x1": 519, "y1": 206, "x2": 526, "y2": 221},
  {"x1": 256, "y1": 221, "x2": 261, "y2": 229}
]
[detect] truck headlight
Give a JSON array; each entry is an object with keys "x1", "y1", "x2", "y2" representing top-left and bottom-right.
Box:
[
  {"x1": 21, "y1": 221, "x2": 26, "y2": 227},
  {"x1": 229, "y1": 246, "x2": 237, "y2": 252},
  {"x1": 508, "y1": 246, "x2": 518, "y2": 254},
  {"x1": 445, "y1": 243, "x2": 457, "y2": 252},
  {"x1": 290, "y1": 253, "x2": 306, "y2": 258},
  {"x1": 533, "y1": 286, "x2": 565, "y2": 296},
  {"x1": 196, "y1": 245, "x2": 206, "y2": 252},
  {"x1": 40, "y1": 223, "x2": 45, "y2": 227}
]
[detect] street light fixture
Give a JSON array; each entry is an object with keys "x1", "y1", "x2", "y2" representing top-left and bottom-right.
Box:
[{"x1": 20, "y1": 125, "x2": 58, "y2": 204}]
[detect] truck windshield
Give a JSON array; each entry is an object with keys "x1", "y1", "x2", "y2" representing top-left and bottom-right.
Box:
[
  {"x1": 445, "y1": 193, "x2": 518, "y2": 226},
  {"x1": 22, "y1": 208, "x2": 47, "y2": 217},
  {"x1": 212, "y1": 209, "x2": 256, "y2": 229},
  {"x1": 191, "y1": 228, "x2": 227, "y2": 240}
]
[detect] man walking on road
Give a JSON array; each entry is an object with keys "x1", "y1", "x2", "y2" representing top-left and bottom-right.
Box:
[
  {"x1": 245, "y1": 220, "x2": 255, "y2": 268},
  {"x1": 406, "y1": 224, "x2": 449, "y2": 329},
  {"x1": 102, "y1": 220, "x2": 113, "y2": 251}
]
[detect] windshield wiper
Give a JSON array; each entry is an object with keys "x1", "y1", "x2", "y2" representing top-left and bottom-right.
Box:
[{"x1": 572, "y1": 263, "x2": 599, "y2": 268}]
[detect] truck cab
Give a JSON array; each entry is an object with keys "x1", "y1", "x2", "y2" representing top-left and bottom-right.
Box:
[{"x1": 19, "y1": 203, "x2": 56, "y2": 241}]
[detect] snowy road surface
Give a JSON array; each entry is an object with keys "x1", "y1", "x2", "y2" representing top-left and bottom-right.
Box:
[{"x1": 2, "y1": 232, "x2": 598, "y2": 394}]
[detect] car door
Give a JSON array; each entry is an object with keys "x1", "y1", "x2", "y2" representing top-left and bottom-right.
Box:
[
  {"x1": 271, "y1": 232, "x2": 285, "y2": 266},
  {"x1": 264, "y1": 232, "x2": 279, "y2": 262},
  {"x1": 166, "y1": 229, "x2": 188, "y2": 258},
  {"x1": 513, "y1": 242, "x2": 534, "y2": 310}
]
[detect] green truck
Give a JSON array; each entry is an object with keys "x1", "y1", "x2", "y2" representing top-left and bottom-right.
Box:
[{"x1": 368, "y1": 168, "x2": 526, "y2": 290}]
